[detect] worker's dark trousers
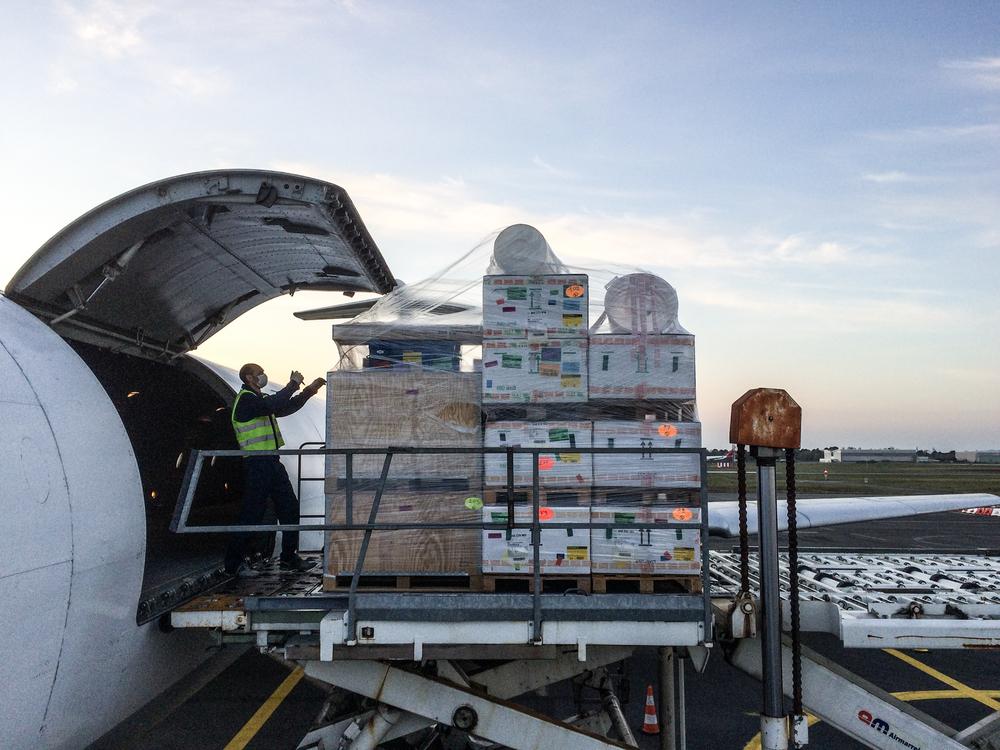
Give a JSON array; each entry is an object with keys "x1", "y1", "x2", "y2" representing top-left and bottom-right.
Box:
[{"x1": 225, "y1": 457, "x2": 300, "y2": 572}]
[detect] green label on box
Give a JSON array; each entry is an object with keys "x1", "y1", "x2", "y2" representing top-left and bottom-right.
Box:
[
  {"x1": 501, "y1": 354, "x2": 522, "y2": 369},
  {"x1": 491, "y1": 512, "x2": 509, "y2": 522},
  {"x1": 506, "y1": 287, "x2": 527, "y2": 300},
  {"x1": 548, "y1": 428, "x2": 570, "y2": 442},
  {"x1": 614, "y1": 512, "x2": 636, "y2": 524}
]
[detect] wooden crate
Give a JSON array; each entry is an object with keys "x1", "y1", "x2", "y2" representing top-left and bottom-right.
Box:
[
  {"x1": 325, "y1": 369, "x2": 482, "y2": 481},
  {"x1": 323, "y1": 489, "x2": 481, "y2": 591}
]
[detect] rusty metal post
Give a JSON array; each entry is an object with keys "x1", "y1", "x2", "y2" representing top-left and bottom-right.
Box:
[{"x1": 730, "y1": 389, "x2": 802, "y2": 750}]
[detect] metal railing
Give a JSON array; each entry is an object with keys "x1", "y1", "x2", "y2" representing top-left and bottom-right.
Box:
[{"x1": 170, "y1": 446, "x2": 711, "y2": 643}]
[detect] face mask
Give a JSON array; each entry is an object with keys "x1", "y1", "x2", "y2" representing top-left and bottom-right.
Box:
[{"x1": 256, "y1": 373, "x2": 268, "y2": 388}]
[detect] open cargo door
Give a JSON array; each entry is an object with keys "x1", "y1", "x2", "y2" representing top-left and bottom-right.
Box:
[{"x1": 6, "y1": 169, "x2": 395, "y2": 359}]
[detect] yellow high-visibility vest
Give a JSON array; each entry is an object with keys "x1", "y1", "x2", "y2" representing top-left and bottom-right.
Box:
[{"x1": 231, "y1": 389, "x2": 284, "y2": 451}]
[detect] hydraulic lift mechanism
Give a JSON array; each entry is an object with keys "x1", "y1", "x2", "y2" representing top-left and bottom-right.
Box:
[{"x1": 167, "y1": 388, "x2": 1000, "y2": 750}]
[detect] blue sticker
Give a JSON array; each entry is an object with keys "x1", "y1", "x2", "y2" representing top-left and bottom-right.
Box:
[{"x1": 561, "y1": 361, "x2": 580, "y2": 374}]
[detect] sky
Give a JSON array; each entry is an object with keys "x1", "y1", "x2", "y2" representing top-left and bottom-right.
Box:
[{"x1": 0, "y1": 1, "x2": 998, "y2": 449}]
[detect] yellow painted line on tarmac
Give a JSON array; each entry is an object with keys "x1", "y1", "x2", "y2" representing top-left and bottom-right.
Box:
[
  {"x1": 741, "y1": 688, "x2": 1000, "y2": 749},
  {"x1": 223, "y1": 666, "x2": 304, "y2": 750},
  {"x1": 884, "y1": 648, "x2": 1000, "y2": 711}
]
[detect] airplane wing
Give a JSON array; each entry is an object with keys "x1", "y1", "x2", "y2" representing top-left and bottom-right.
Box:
[{"x1": 708, "y1": 493, "x2": 1000, "y2": 538}]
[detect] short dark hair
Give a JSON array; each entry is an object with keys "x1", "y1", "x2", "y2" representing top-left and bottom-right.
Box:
[{"x1": 239, "y1": 363, "x2": 259, "y2": 385}]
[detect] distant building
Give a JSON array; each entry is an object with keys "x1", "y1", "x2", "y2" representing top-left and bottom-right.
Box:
[
  {"x1": 956, "y1": 450, "x2": 1000, "y2": 464},
  {"x1": 821, "y1": 448, "x2": 918, "y2": 463}
]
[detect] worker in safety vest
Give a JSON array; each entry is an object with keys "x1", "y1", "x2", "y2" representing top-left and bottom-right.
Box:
[{"x1": 224, "y1": 362, "x2": 325, "y2": 576}]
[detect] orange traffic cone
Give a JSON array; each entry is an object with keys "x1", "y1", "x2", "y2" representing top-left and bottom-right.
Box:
[{"x1": 641, "y1": 684, "x2": 660, "y2": 735}]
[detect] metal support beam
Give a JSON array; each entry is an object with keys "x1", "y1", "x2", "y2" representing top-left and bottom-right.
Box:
[
  {"x1": 755, "y1": 448, "x2": 787, "y2": 750},
  {"x1": 660, "y1": 647, "x2": 677, "y2": 750},
  {"x1": 305, "y1": 660, "x2": 634, "y2": 750},
  {"x1": 729, "y1": 636, "x2": 967, "y2": 750}
]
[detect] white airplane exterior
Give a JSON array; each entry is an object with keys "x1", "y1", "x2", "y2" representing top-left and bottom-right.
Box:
[
  {"x1": 0, "y1": 170, "x2": 395, "y2": 750},
  {"x1": 1, "y1": 169, "x2": 995, "y2": 750}
]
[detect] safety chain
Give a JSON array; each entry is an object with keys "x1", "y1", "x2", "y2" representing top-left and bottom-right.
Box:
[
  {"x1": 785, "y1": 448, "x2": 803, "y2": 717},
  {"x1": 737, "y1": 444, "x2": 750, "y2": 593}
]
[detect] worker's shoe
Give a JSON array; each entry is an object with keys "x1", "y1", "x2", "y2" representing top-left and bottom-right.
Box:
[
  {"x1": 279, "y1": 554, "x2": 316, "y2": 572},
  {"x1": 233, "y1": 562, "x2": 261, "y2": 578}
]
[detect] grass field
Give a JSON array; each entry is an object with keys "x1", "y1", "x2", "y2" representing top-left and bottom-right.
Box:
[{"x1": 708, "y1": 460, "x2": 1000, "y2": 498}]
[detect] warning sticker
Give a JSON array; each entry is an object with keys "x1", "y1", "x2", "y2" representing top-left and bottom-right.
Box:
[
  {"x1": 561, "y1": 375, "x2": 581, "y2": 387},
  {"x1": 562, "y1": 314, "x2": 584, "y2": 327},
  {"x1": 558, "y1": 452, "x2": 581, "y2": 463},
  {"x1": 566, "y1": 546, "x2": 588, "y2": 560},
  {"x1": 673, "y1": 548, "x2": 695, "y2": 561}
]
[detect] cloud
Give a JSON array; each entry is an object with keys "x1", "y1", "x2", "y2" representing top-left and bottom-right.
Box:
[
  {"x1": 531, "y1": 155, "x2": 576, "y2": 179},
  {"x1": 47, "y1": 65, "x2": 79, "y2": 94},
  {"x1": 60, "y1": 0, "x2": 154, "y2": 59},
  {"x1": 158, "y1": 65, "x2": 231, "y2": 98},
  {"x1": 866, "y1": 123, "x2": 1000, "y2": 142},
  {"x1": 942, "y1": 56, "x2": 1000, "y2": 90},
  {"x1": 862, "y1": 171, "x2": 918, "y2": 184}
]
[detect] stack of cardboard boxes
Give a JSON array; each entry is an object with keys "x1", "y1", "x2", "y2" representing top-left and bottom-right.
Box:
[{"x1": 481, "y1": 274, "x2": 593, "y2": 579}]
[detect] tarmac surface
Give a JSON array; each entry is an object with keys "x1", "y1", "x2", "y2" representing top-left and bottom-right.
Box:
[{"x1": 92, "y1": 506, "x2": 1000, "y2": 750}]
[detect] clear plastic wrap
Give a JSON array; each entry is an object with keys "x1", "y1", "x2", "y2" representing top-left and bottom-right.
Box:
[{"x1": 322, "y1": 225, "x2": 703, "y2": 590}]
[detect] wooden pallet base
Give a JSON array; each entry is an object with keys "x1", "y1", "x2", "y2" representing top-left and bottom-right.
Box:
[
  {"x1": 482, "y1": 574, "x2": 591, "y2": 594},
  {"x1": 591, "y1": 574, "x2": 702, "y2": 594},
  {"x1": 482, "y1": 486, "x2": 592, "y2": 506},
  {"x1": 323, "y1": 573, "x2": 482, "y2": 592},
  {"x1": 480, "y1": 487, "x2": 699, "y2": 506}
]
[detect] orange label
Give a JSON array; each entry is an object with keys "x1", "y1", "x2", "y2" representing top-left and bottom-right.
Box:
[
  {"x1": 565, "y1": 284, "x2": 586, "y2": 298},
  {"x1": 538, "y1": 456, "x2": 555, "y2": 470},
  {"x1": 672, "y1": 507, "x2": 693, "y2": 522},
  {"x1": 658, "y1": 424, "x2": 679, "y2": 438},
  {"x1": 538, "y1": 507, "x2": 554, "y2": 521}
]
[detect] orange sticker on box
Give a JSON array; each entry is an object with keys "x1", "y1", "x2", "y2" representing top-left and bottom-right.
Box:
[
  {"x1": 538, "y1": 507, "x2": 554, "y2": 520},
  {"x1": 658, "y1": 424, "x2": 679, "y2": 438},
  {"x1": 565, "y1": 284, "x2": 586, "y2": 298},
  {"x1": 538, "y1": 456, "x2": 555, "y2": 471},
  {"x1": 672, "y1": 507, "x2": 693, "y2": 521}
]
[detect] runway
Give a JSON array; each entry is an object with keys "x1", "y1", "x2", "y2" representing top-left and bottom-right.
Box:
[{"x1": 90, "y1": 507, "x2": 1000, "y2": 749}]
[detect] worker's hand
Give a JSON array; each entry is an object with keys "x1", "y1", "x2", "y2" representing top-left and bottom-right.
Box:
[
  {"x1": 289, "y1": 370, "x2": 305, "y2": 386},
  {"x1": 309, "y1": 377, "x2": 326, "y2": 391}
]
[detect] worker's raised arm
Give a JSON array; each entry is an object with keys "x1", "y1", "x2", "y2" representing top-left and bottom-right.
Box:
[
  {"x1": 234, "y1": 378, "x2": 301, "y2": 421},
  {"x1": 273, "y1": 377, "x2": 326, "y2": 417}
]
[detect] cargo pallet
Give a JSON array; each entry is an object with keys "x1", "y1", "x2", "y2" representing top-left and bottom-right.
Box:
[
  {"x1": 480, "y1": 486, "x2": 700, "y2": 506},
  {"x1": 482, "y1": 486, "x2": 592, "y2": 506},
  {"x1": 323, "y1": 572, "x2": 482, "y2": 592},
  {"x1": 591, "y1": 573, "x2": 702, "y2": 594},
  {"x1": 482, "y1": 574, "x2": 591, "y2": 594},
  {"x1": 482, "y1": 400, "x2": 698, "y2": 423}
]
